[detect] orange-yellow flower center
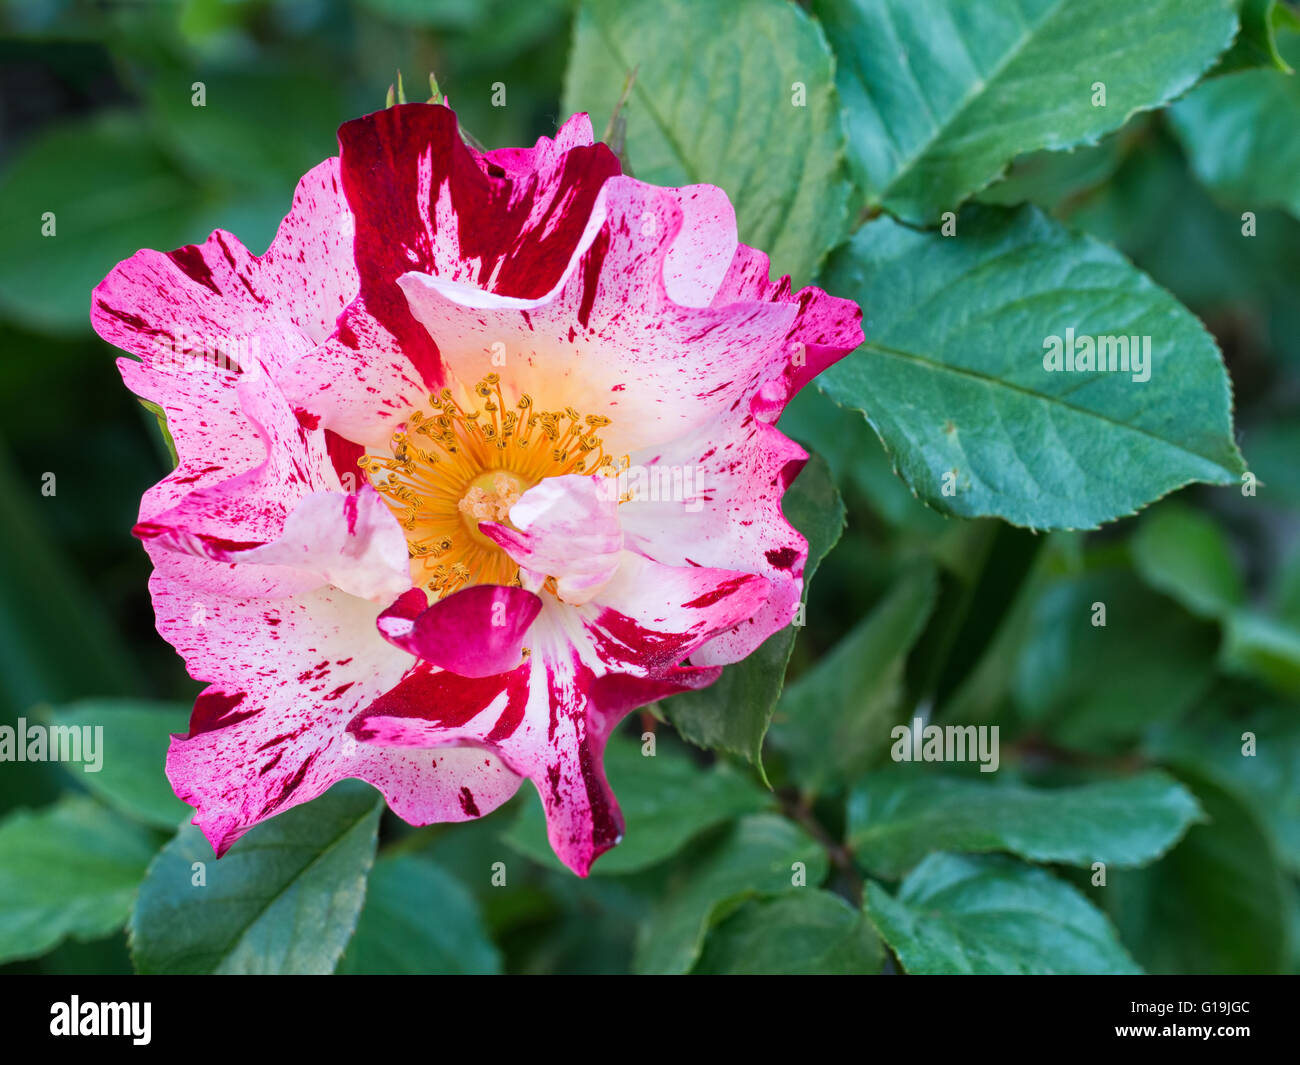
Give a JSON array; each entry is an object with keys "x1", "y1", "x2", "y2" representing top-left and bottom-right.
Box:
[{"x1": 359, "y1": 373, "x2": 615, "y2": 599}]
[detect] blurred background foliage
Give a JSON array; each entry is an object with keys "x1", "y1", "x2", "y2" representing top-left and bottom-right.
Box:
[{"x1": 0, "y1": 0, "x2": 1298, "y2": 975}]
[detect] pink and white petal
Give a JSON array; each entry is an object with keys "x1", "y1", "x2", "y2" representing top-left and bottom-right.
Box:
[
  {"x1": 660, "y1": 184, "x2": 738, "y2": 309},
  {"x1": 91, "y1": 158, "x2": 356, "y2": 372},
  {"x1": 476, "y1": 112, "x2": 597, "y2": 177},
  {"x1": 620, "y1": 420, "x2": 810, "y2": 666},
  {"x1": 331, "y1": 104, "x2": 620, "y2": 379},
  {"x1": 586, "y1": 664, "x2": 723, "y2": 717},
  {"x1": 396, "y1": 175, "x2": 800, "y2": 456},
  {"x1": 711, "y1": 243, "x2": 865, "y2": 422},
  {"x1": 576, "y1": 551, "x2": 771, "y2": 676},
  {"x1": 154, "y1": 547, "x2": 520, "y2": 854},
  {"x1": 480, "y1": 474, "x2": 622, "y2": 605},
  {"x1": 225, "y1": 486, "x2": 412, "y2": 604},
  {"x1": 376, "y1": 584, "x2": 541, "y2": 677},
  {"x1": 135, "y1": 367, "x2": 333, "y2": 550},
  {"x1": 118, "y1": 357, "x2": 261, "y2": 522},
  {"x1": 277, "y1": 298, "x2": 432, "y2": 450},
  {"x1": 350, "y1": 637, "x2": 625, "y2": 876}
]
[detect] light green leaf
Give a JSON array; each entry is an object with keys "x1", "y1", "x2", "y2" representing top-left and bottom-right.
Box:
[
  {"x1": 820, "y1": 205, "x2": 1245, "y2": 529},
  {"x1": 817, "y1": 0, "x2": 1238, "y2": 222},
  {"x1": 1131, "y1": 501, "x2": 1245, "y2": 618},
  {"x1": 849, "y1": 768, "x2": 1203, "y2": 879},
  {"x1": 1171, "y1": 31, "x2": 1300, "y2": 219},
  {"x1": 1106, "y1": 772, "x2": 1289, "y2": 973},
  {"x1": 338, "y1": 855, "x2": 501, "y2": 974},
  {"x1": 1217, "y1": 0, "x2": 1300, "y2": 72},
  {"x1": 502, "y1": 732, "x2": 772, "y2": 874},
  {"x1": 563, "y1": 0, "x2": 850, "y2": 286},
  {"x1": 694, "y1": 890, "x2": 882, "y2": 974},
  {"x1": 1220, "y1": 610, "x2": 1300, "y2": 696},
  {"x1": 129, "y1": 782, "x2": 382, "y2": 974},
  {"x1": 771, "y1": 563, "x2": 938, "y2": 793},
  {"x1": 634, "y1": 814, "x2": 829, "y2": 974},
  {"x1": 661, "y1": 453, "x2": 844, "y2": 772},
  {"x1": 50, "y1": 700, "x2": 190, "y2": 829},
  {"x1": 0, "y1": 797, "x2": 159, "y2": 964},
  {"x1": 138, "y1": 399, "x2": 179, "y2": 470},
  {"x1": 866, "y1": 852, "x2": 1141, "y2": 974}
]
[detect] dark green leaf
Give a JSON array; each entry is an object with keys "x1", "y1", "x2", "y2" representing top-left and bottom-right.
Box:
[
  {"x1": 816, "y1": 0, "x2": 1237, "y2": 222},
  {"x1": 0, "y1": 797, "x2": 158, "y2": 964},
  {"x1": 661, "y1": 453, "x2": 844, "y2": 772},
  {"x1": 1146, "y1": 706, "x2": 1300, "y2": 876},
  {"x1": 1131, "y1": 501, "x2": 1245, "y2": 619},
  {"x1": 1220, "y1": 611, "x2": 1300, "y2": 696},
  {"x1": 634, "y1": 814, "x2": 829, "y2": 974},
  {"x1": 502, "y1": 732, "x2": 772, "y2": 874},
  {"x1": 51, "y1": 700, "x2": 190, "y2": 829},
  {"x1": 338, "y1": 855, "x2": 501, "y2": 974},
  {"x1": 1105, "y1": 772, "x2": 1289, "y2": 973},
  {"x1": 694, "y1": 890, "x2": 882, "y2": 974},
  {"x1": 849, "y1": 768, "x2": 1203, "y2": 878},
  {"x1": 771, "y1": 563, "x2": 938, "y2": 793},
  {"x1": 1013, "y1": 566, "x2": 1219, "y2": 751},
  {"x1": 1217, "y1": 0, "x2": 1300, "y2": 72},
  {"x1": 129, "y1": 782, "x2": 382, "y2": 974},
  {"x1": 820, "y1": 205, "x2": 1246, "y2": 529},
  {"x1": 866, "y1": 852, "x2": 1140, "y2": 974},
  {"x1": 564, "y1": 0, "x2": 851, "y2": 286},
  {"x1": 1171, "y1": 31, "x2": 1300, "y2": 219}
]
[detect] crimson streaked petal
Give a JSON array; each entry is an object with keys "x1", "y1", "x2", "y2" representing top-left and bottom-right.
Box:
[{"x1": 376, "y1": 583, "x2": 542, "y2": 677}]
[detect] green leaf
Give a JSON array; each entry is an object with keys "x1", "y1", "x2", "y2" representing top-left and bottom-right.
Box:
[
  {"x1": 866, "y1": 853, "x2": 1141, "y2": 974},
  {"x1": 0, "y1": 439, "x2": 140, "y2": 720},
  {"x1": 661, "y1": 453, "x2": 844, "y2": 772},
  {"x1": 0, "y1": 797, "x2": 159, "y2": 964},
  {"x1": 129, "y1": 782, "x2": 382, "y2": 974},
  {"x1": 975, "y1": 135, "x2": 1133, "y2": 212},
  {"x1": 1171, "y1": 31, "x2": 1300, "y2": 219},
  {"x1": 563, "y1": 0, "x2": 851, "y2": 286},
  {"x1": 1217, "y1": 0, "x2": 1300, "y2": 72},
  {"x1": 817, "y1": 0, "x2": 1238, "y2": 222},
  {"x1": 1105, "y1": 772, "x2": 1289, "y2": 973},
  {"x1": 633, "y1": 814, "x2": 829, "y2": 974},
  {"x1": 138, "y1": 399, "x2": 179, "y2": 469},
  {"x1": 770, "y1": 562, "x2": 938, "y2": 793},
  {"x1": 1220, "y1": 610, "x2": 1300, "y2": 696},
  {"x1": 1130, "y1": 501, "x2": 1245, "y2": 619},
  {"x1": 819, "y1": 205, "x2": 1246, "y2": 529},
  {"x1": 848, "y1": 768, "x2": 1203, "y2": 879},
  {"x1": 693, "y1": 890, "x2": 882, "y2": 974},
  {"x1": 780, "y1": 386, "x2": 949, "y2": 533},
  {"x1": 502, "y1": 732, "x2": 772, "y2": 874},
  {"x1": 1013, "y1": 566, "x2": 1219, "y2": 751},
  {"x1": 338, "y1": 855, "x2": 501, "y2": 974},
  {"x1": 144, "y1": 65, "x2": 346, "y2": 199},
  {"x1": 50, "y1": 700, "x2": 191, "y2": 829},
  {"x1": 0, "y1": 113, "x2": 212, "y2": 335},
  {"x1": 1146, "y1": 706, "x2": 1300, "y2": 876}
]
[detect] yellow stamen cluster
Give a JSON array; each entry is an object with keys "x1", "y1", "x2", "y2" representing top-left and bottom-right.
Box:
[{"x1": 359, "y1": 373, "x2": 616, "y2": 599}]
